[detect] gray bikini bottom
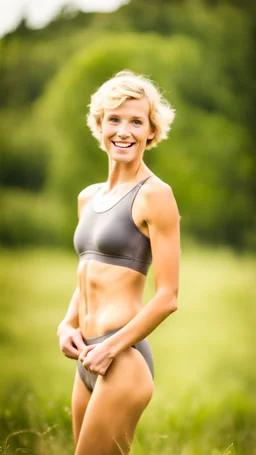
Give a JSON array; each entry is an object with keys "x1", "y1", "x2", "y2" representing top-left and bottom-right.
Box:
[{"x1": 77, "y1": 327, "x2": 154, "y2": 392}]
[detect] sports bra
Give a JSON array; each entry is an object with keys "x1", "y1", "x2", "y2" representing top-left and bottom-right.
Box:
[{"x1": 73, "y1": 177, "x2": 152, "y2": 275}]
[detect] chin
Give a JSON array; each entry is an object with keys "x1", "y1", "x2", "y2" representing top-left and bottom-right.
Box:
[{"x1": 113, "y1": 154, "x2": 132, "y2": 163}]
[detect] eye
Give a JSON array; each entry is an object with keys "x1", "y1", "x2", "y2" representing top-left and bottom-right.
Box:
[
  {"x1": 109, "y1": 117, "x2": 119, "y2": 123},
  {"x1": 132, "y1": 119, "x2": 142, "y2": 126}
]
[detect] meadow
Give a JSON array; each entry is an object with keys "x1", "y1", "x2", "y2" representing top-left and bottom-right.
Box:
[{"x1": 0, "y1": 246, "x2": 255, "y2": 455}]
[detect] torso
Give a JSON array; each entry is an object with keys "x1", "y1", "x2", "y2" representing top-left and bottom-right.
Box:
[{"x1": 74, "y1": 176, "x2": 154, "y2": 337}]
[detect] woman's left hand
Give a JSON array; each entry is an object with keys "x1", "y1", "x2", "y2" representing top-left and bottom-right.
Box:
[{"x1": 78, "y1": 342, "x2": 114, "y2": 376}]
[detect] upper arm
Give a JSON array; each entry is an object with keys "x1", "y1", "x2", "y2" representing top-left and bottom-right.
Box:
[{"x1": 145, "y1": 183, "x2": 180, "y2": 296}]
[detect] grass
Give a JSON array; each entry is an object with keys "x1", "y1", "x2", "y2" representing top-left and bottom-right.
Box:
[{"x1": 0, "y1": 246, "x2": 256, "y2": 454}]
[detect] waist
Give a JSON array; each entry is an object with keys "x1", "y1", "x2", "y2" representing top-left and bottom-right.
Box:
[
  {"x1": 77, "y1": 259, "x2": 145, "y2": 336},
  {"x1": 83, "y1": 326, "x2": 124, "y2": 345},
  {"x1": 79, "y1": 305, "x2": 141, "y2": 338}
]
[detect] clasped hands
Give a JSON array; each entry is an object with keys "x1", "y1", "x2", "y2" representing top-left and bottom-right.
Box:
[
  {"x1": 58, "y1": 324, "x2": 114, "y2": 376},
  {"x1": 79, "y1": 343, "x2": 114, "y2": 376}
]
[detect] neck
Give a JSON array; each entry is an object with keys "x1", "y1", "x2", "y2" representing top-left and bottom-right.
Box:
[{"x1": 106, "y1": 160, "x2": 149, "y2": 190}]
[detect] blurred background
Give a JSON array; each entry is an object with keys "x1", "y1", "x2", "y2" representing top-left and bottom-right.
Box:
[{"x1": 0, "y1": 1, "x2": 255, "y2": 454}]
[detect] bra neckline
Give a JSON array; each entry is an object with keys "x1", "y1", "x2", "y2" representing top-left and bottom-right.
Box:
[{"x1": 91, "y1": 176, "x2": 152, "y2": 214}]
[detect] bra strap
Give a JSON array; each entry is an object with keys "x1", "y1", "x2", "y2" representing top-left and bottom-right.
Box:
[{"x1": 138, "y1": 175, "x2": 153, "y2": 187}]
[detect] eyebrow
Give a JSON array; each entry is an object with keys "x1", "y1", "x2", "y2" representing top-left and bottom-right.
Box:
[{"x1": 105, "y1": 113, "x2": 146, "y2": 120}]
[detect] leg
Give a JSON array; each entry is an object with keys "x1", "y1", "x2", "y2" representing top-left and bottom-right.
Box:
[
  {"x1": 75, "y1": 347, "x2": 154, "y2": 455},
  {"x1": 72, "y1": 370, "x2": 92, "y2": 444}
]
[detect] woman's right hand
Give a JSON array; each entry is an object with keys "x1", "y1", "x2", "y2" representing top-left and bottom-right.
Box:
[{"x1": 57, "y1": 322, "x2": 85, "y2": 359}]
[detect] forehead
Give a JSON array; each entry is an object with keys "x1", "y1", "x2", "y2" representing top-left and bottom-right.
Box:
[{"x1": 104, "y1": 97, "x2": 150, "y2": 118}]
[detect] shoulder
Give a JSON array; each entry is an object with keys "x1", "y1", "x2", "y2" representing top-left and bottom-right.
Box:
[
  {"x1": 141, "y1": 176, "x2": 180, "y2": 226},
  {"x1": 142, "y1": 176, "x2": 179, "y2": 213},
  {"x1": 78, "y1": 183, "x2": 103, "y2": 202},
  {"x1": 77, "y1": 182, "x2": 104, "y2": 218}
]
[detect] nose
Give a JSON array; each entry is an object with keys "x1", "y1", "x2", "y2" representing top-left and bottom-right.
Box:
[{"x1": 117, "y1": 123, "x2": 129, "y2": 138}]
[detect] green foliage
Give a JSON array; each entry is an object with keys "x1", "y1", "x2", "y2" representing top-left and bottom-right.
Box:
[
  {"x1": 0, "y1": 247, "x2": 255, "y2": 454},
  {"x1": 0, "y1": 39, "x2": 54, "y2": 107},
  {"x1": 37, "y1": 28, "x2": 255, "y2": 248},
  {"x1": 0, "y1": 385, "x2": 73, "y2": 455},
  {"x1": 0, "y1": 189, "x2": 68, "y2": 246},
  {"x1": 0, "y1": 0, "x2": 255, "y2": 249},
  {"x1": 0, "y1": 110, "x2": 48, "y2": 191}
]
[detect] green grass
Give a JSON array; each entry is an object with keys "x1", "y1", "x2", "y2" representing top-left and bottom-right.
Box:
[{"x1": 0, "y1": 246, "x2": 256, "y2": 454}]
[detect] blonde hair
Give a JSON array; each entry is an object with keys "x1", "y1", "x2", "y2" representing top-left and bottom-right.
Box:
[{"x1": 87, "y1": 70, "x2": 175, "y2": 150}]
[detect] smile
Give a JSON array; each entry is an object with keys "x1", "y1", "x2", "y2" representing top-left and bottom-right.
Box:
[{"x1": 112, "y1": 142, "x2": 135, "y2": 148}]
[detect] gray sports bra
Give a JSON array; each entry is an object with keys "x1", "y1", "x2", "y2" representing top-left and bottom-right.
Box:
[{"x1": 74, "y1": 177, "x2": 152, "y2": 275}]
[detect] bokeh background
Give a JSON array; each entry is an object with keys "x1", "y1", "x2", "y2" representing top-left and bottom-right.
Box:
[{"x1": 0, "y1": 1, "x2": 255, "y2": 454}]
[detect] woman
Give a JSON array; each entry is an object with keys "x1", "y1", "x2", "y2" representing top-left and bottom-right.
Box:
[{"x1": 57, "y1": 70, "x2": 180, "y2": 455}]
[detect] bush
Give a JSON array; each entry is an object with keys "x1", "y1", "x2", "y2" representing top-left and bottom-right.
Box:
[
  {"x1": 37, "y1": 31, "x2": 255, "y2": 249},
  {"x1": 0, "y1": 110, "x2": 49, "y2": 191},
  {"x1": 0, "y1": 189, "x2": 69, "y2": 247}
]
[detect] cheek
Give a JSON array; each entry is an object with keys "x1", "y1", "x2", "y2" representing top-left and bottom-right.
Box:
[
  {"x1": 138, "y1": 132, "x2": 149, "y2": 144},
  {"x1": 100, "y1": 128, "x2": 108, "y2": 149},
  {"x1": 102, "y1": 125, "x2": 115, "y2": 138}
]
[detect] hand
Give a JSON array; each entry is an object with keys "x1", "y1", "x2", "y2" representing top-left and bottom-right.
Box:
[
  {"x1": 79, "y1": 342, "x2": 114, "y2": 376},
  {"x1": 57, "y1": 323, "x2": 85, "y2": 359}
]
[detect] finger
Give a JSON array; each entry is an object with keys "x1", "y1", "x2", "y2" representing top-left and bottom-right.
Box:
[
  {"x1": 82, "y1": 358, "x2": 94, "y2": 372},
  {"x1": 72, "y1": 330, "x2": 86, "y2": 352},
  {"x1": 65, "y1": 352, "x2": 79, "y2": 360},
  {"x1": 80, "y1": 344, "x2": 97, "y2": 358},
  {"x1": 61, "y1": 345, "x2": 80, "y2": 359},
  {"x1": 79, "y1": 344, "x2": 97, "y2": 360},
  {"x1": 83, "y1": 363, "x2": 107, "y2": 376},
  {"x1": 98, "y1": 358, "x2": 113, "y2": 376}
]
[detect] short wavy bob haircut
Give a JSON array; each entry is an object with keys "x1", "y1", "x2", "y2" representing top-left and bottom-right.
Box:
[{"x1": 87, "y1": 70, "x2": 175, "y2": 150}]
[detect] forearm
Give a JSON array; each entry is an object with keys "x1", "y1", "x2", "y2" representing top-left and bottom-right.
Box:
[
  {"x1": 57, "y1": 286, "x2": 85, "y2": 359},
  {"x1": 57, "y1": 286, "x2": 80, "y2": 334},
  {"x1": 105, "y1": 288, "x2": 178, "y2": 357}
]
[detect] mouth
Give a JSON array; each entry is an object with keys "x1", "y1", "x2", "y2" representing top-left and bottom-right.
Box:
[{"x1": 112, "y1": 141, "x2": 135, "y2": 149}]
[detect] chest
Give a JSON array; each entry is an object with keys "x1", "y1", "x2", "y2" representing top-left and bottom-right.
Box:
[{"x1": 74, "y1": 189, "x2": 150, "y2": 258}]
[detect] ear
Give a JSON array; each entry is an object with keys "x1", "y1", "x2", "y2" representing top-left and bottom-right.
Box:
[
  {"x1": 148, "y1": 128, "x2": 156, "y2": 140},
  {"x1": 96, "y1": 120, "x2": 102, "y2": 133}
]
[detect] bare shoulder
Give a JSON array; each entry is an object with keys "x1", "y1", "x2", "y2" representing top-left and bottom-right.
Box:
[
  {"x1": 142, "y1": 176, "x2": 180, "y2": 223},
  {"x1": 78, "y1": 183, "x2": 103, "y2": 202},
  {"x1": 77, "y1": 182, "x2": 103, "y2": 218}
]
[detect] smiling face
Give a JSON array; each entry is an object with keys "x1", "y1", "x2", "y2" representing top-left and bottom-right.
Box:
[{"x1": 100, "y1": 97, "x2": 155, "y2": 163}]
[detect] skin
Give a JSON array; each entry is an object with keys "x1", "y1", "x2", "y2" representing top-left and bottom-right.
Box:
[{"x1": 57, "y1": 96, "x2": 180, "y2": 455}]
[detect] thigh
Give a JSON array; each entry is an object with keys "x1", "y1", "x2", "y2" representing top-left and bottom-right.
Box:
[
  {"x1": 75, "y1": 347, "x2": 154, "y2": 455},
  {"x1": 72, "y1": 370, "x2": 92, "y2": 444}
]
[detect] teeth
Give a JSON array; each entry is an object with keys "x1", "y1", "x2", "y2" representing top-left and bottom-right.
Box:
[{"x1": 114, "y1": 142, "x2": 133, "y2": 148}]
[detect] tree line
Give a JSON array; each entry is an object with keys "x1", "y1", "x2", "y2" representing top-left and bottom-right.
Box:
[{"x1": 0, "y1": 0, "x2": 255, "y2": 250}]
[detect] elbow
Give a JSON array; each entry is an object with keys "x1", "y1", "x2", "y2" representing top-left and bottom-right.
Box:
[
  {"x1": 167, "y1": 298, "x2": 178, "y2": 315},
  {"x1": 161, "y1": 288, "x2": 179, "y2": 316},
  {"x1": 157, "y1": 288, "x2": 178, "y2": 319}
]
